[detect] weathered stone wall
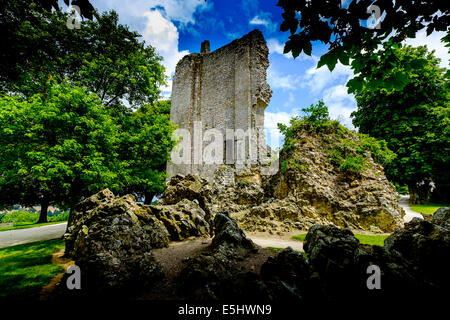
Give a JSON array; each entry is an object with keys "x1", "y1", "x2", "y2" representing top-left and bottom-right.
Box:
[{"x1": 168, "y1": 29, "x2": 272, "y2": 182}]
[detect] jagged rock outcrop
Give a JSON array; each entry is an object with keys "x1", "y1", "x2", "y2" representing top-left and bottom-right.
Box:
[
  {"x1": 238, "y1": 128, "x2": 404, "y2": 233},
  {"x1": 64, "y1": 188, "x2": 212, "y2": 292},
  {"x1": 432, "y1": 207, "x2": 450, "y2": 229},
  {"x1": 151, "y1": 199, "x2": 210, "y2": 241},
  {"x1": 177, "y1": 211, "x2": 258, "y2": 300},
  {"x1": 64, "y1": 189, "x2": 168, "y2": 292},
  {"x1": 160, "y1": 174, "x2": 213, "y2": 231},
  {"x1": 177, "y1": 211, "x2": 449, "y2": 305}
]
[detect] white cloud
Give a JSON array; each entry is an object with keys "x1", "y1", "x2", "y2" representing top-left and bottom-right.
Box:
[
  {"x1": 250, "y1": 16, "x2": 270, "y2": 26},
  {"x1": 302, "y1": 63, "x2": 354, "y2": 95},
  {"x1": 142, "y1": 10, "x2": 189, "y2": 92},
  {"x1": 94, "y1": 0, "x2": 210, "y2": 28},
  {"x1": 249, "y1": 12, "x2": 277, "y2": 32},
  {"x1": 264, "y1": 110, "x2": 298, "y2": 149},
  {"x1": 267, "y1": 38, "x2": 320, "y2": 62},
  {"x1": 267, "y1": 38, "x2": 285, "y2": 55},
  {"x1": 283, "y1": 92, "x2": 295, "y2": 107},
  {"x1": 404, "y1": 30, "x2": 449, "y2": 69},
  {"x1": 322, "y1": 85, "x2": 356, "y2": 129},
  {"x1": 93, "y1": 0, "x2": 210, "y2": 94},
  {"x1": 267, "y1": 66, "x2": 300, "y2": 91}
]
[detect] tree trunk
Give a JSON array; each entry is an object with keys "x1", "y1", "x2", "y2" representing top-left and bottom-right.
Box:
[
  {"x1": 408, "y1": 184, "x2": 419, "y2": 204},
  {"x1": 38, "y1": 198, "x2": 49, "y2": 223},
  {"x1": 66, "y1": 207, "x2": 73, "y2": 233},
  {"x1": 144, "y1": 191, "x2": 156, "y2": 205},
  {"x1": 408, "y1": 182, "x2": 431, "y2": 204}
]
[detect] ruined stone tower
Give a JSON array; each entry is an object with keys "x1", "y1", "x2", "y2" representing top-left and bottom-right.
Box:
[{"x1": 168, "y1": 30, "x2": 272, "y2": 182}]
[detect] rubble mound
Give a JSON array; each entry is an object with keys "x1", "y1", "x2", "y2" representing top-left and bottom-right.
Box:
[
  {"x1": 159, "y1": 174, "x2": 213, "y2": 232},
  {"x1": 177, "y1": 211, "x2": 258, "y2": 300},
  {"x1": 64, "y1": 188, "x2": 212, "y2": 292},
  {"x1": 151, "y1": 199, "x2": 210, "y2": 241},
  {"x1": 177, "y1": 209, "x2": 449, "y2": 305},
  {"x1": 239, "y1": 123, "x2": 404, "y2": 233},
  {"x1": 64, "y1": 189, "x2": 168, "y2": 292}
]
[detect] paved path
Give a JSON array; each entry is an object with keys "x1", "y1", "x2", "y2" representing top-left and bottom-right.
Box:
[
  {"x1": 249, "y1": 236, "x2": 304, "y2": 252},
  {"x1": 399, "y1": 195, "x2": 423, "y2": 223},
  {"x1": 0, "y1": 222, "x2": 67, "y2": 248}
]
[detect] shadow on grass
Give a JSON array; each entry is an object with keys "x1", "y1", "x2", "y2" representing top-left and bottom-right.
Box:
[{"x1": 0, "y1": 239, "x2": 65, "y2": 299}]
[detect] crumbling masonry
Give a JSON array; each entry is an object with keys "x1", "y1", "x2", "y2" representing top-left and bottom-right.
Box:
[{"x1": 167, "y1": 30, "x2": 272, "y2": 182}]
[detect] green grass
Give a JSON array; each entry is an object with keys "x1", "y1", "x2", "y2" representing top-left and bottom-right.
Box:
[
  {"x1": 292, "y1": 233, "x2": 388, "y2": 247},
  {"x1": 0, "y1": 221, "x2": 66, "y2": 232},
  {"x1": 0, "y1": 239, "x2": 65, "y2": 299},
  {"x1": 410, "y1": 203, "x2": 449, "y2": 215}
]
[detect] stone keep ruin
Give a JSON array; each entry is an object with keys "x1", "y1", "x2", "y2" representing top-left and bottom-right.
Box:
[{"x1": 168, "y1": 30, "x2": 272, "y2": 182}]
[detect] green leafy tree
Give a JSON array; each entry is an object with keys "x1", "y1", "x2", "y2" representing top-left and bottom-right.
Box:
[
  {"x1": 351, "y1": 45, "x2": 449, "y2": 203},
  {"x1": 1, "y1": 1, "x2": 166, "y2": 110},
  {"x1": 278, "y1": 101, "x2": 395, "y2": 174},
  {"x1": 0, "y1": 82, "x2": 122, "y2": 223},
  {"x1": 276, "y1": 0, "x2": 449, "y2": 92},
  {"x1": 118, "y1": 100, "x2": 176, "y2": 204},
  {"x1": 1, "y1": 0, "x2": 94, "y2": 86}
]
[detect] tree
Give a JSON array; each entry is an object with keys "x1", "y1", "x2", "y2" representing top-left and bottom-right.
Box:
[
  {"x1": 1, "y1": 0, "x2": 94, "y2": 87},
  {"x1": 1, "y1": 1, "x2": 166, "y2": 110},
  {"x1": 276, "y1": 0, "x2": 449, "y2": 92},
  {"x1": 118, "y1": 100, "x2": 176, "y2": 204},
  {"x1": 0, "y1": 82, "x2": 122, "y2": 223},
  {"x1": 351, "y1": 45, "x2": 449, "y2": 203}
]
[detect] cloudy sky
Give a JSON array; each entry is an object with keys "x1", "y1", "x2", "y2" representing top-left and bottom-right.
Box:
[{"x1": 66, "y1": 0, "x2": 448, "y2": 148}]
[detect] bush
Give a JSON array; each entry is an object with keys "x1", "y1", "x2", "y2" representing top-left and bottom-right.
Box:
[
  {"x1": 278, "y1": 101, "x2": 396, "y2": 176},
  {"x1": 48, "y1": 211, "x2": 69, "y2": 222},
  {"x1": 340, "y1": 156, "x2": 366, "y2": 174},
  {"x1": 394, "y1": 183, "x2": 409, "y2": 195},
  {"x1": 1, "y1": 211, "x2": 39, "y2": 226}
]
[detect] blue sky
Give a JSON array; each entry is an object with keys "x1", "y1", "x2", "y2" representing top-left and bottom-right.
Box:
[{"x1": 65, "y1": 0, "x2": 449, "y2": 148}]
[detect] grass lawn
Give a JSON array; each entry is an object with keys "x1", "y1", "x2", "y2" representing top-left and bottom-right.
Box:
[
  {"x1": 0, "y1": 239, "x2": 65, "y2": 299},
  {"x1": 409, "y1": 203, "x2": 449, "y2": 215},
  {"x1": 0, "y1": 221, "x2": 66, "y2": 232},
  {"x1": 292, "y1": 233, "x2": 388, "y2": 247}
]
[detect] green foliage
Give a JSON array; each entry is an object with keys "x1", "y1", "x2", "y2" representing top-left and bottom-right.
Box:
[
  {"x1": 277, "y1": 0, "x2": 448, "y2": 91},
  {"x1": 351, "y1": 45, "x2": 449, "y2": 202},
  {"x1": 0, "y1": 210, "x2": 67, "y2": 227},
  {"x1": 0, "y1": 81, "x2": 121, "y2": 212},
  {"x1": 278, "y1": 101, "x2": 395, "y2": 175},
  {"x1": 48, "y1": 211, "x2": 69, "y2": 222},
  {"x1": 394, "y1": 183, "x2": 409, "y2": 195},
  {"x1": 1, "y1": 2, "x2": 166, "y2": 109},
  {"x1": 301, "y1": 100, "x2": 329, "y2": 126},
  {"x1": 339, "y1": 156, "x2": 366, "y2": 174},
  {"x1": 0, "y1": 239, "x2": 65, "y2": 298},
  {"x1": 118, "y1": 100, "x2": 176, "y2": 201},
  {"x1": 1, "y1": 211, "x2": 38, "y2": 225},
  {"x1": 0, "y1": 82, "x2": 176, "y2": 211},
  {"x1": 280, "y1": 159, "x2": 308, "y2": 173}
]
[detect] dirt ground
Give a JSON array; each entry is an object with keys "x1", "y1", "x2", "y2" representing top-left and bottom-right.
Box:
[{"x1": 137, "y1": 236, "x2": 276, "y2": 300}]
